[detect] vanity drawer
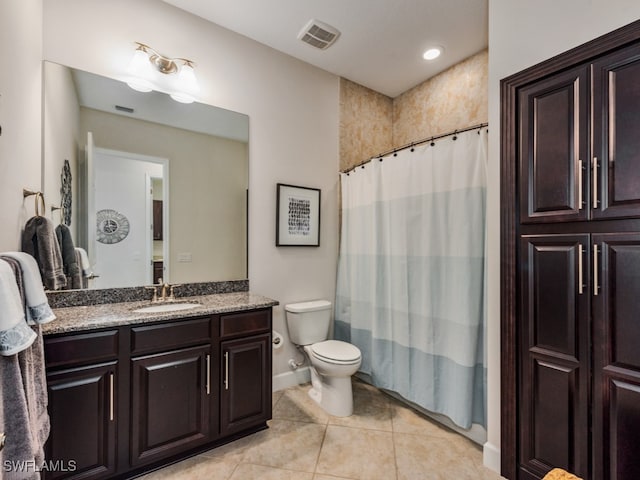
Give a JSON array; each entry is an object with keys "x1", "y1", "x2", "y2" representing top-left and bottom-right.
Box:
[
  {"x1": 45, "y1": 330, "x2": 119, "y2": 368},
  {"x1": 131, "y1": 317, "x2": 211, "y2": 355},
  {"x1": 220, "y1": 309, "x2": 271, "y2": 339}
]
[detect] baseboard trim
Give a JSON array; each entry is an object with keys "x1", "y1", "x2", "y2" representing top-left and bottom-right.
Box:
[
  {"x1": 483, "y1": 441, "x2": 501, "y2": 474},
  {"x1": 272, "y1": 367, "x2": 310, "y2": 391}
]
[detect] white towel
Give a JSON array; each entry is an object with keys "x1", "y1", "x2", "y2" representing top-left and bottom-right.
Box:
[
  {"x1": 0, "y1": 260, "x2": 37, "y2": 356},
  {"x1": 75, "y1": 247, "x2": 92, "y2": 276},
  {"x1": 2, "y1": 252, "x2": 56, "y2": 324}
]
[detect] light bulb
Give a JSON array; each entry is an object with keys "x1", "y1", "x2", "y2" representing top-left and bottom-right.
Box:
[
  {"x1": 423, "y1": 47, "x2": 442, "y2": 60},
  {"x1": 170, "y1": 62, "x2": 199, "y2": 103},
  {"x1": 126, "y1": 47, "x2": 154, "y2": 92}
]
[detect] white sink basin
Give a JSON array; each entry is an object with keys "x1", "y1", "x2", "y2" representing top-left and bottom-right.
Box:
[{"x1": 132, "y1": 302, "x2": 201, "y2": 313}]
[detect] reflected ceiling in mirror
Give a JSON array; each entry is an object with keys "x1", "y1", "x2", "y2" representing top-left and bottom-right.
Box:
[{"x1": 43, "y1": 61, "x2": 249, "y2": 290}]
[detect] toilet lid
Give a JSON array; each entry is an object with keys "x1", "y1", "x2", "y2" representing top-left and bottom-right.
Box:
[{"x1": 310, "y1": 340, "x2": 361, "y2": 363}]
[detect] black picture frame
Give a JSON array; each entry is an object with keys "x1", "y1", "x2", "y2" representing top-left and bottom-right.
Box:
[{"x1": 276, "y1": 183, "x2": 321, "y2": 246}]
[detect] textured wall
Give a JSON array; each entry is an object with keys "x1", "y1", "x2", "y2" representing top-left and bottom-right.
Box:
[
  {"x1": 339, "y1": 78, "x2": 393, "y2": 172},
  {"x1": 393, "y1": 50, "x2": 488, "y2": 146},
  {"x1": 339, "y1": 50, "x2": 488, "y2": 171}
]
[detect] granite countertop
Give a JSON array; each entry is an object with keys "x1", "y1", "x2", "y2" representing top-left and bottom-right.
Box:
[{"x1": 42, "y1": 291, "x2": 279, "y2": 335}]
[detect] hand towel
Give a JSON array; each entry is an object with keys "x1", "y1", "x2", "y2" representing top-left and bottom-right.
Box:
[
  {"x1": 2, "y1": 252, "x2": 56, "y2": 325},
  {"x1": 0, "y1": 327, "x2": 50, "y2": 479},
  {"x1": 21, "y1": 215, "x2": 66, "y2": 290},
  {"x1": 1, "y1": 256, "x2": 26, "y2": 307},
  {"x1": 75, "y1": 247, "x2": 92, "y2": 289},
  {"x1": 76, "y1": 246, "x2": 92, "y2": 275},
  {"x1": 55, "y1": 223, "x2": 81, "y2": 290},
  {"x1": 0, "y1": 260, "x2": 37, "y2": 356}
]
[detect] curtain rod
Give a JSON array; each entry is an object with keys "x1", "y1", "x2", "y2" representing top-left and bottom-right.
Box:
[{"x1": 341, "y1": 122, "x2": 489, "y2": 174}]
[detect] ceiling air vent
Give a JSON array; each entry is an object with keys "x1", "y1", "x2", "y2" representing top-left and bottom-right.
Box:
[{"x1": 298, "y1": 19, "x2": 340, "y2": 50}]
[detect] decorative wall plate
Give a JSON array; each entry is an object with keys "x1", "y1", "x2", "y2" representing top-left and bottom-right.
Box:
[{"x1": 96, "y1": 209, "x2": 130, "y2": 244}]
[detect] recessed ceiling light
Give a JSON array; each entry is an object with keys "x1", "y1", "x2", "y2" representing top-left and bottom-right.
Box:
[{"x1": 423, "y1": 47, "x2": 443, "y2": 61}]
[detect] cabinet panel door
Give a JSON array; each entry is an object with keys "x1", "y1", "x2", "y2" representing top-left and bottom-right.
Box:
[
  {"x1": 592, "y1": 233, "x2": 640, "y2": 480},
  {"x1": 130, "y1": 345, "x2": 211, "y2": 467},
  {"x1": 220, "y1": 334, "x2": 271, "y2": 436},
  {"x1": 519, "y1": 66, "x2": 589, "y2": 223},
  {"x1": 46, "y1": 362, "x2": 117, "y2": 480},
  {"x1": 592, "y1": 45, "x2": 640, "y2": 220},
  {"x1": 519, "y1": 235, "x2": 590, "y2": 479}
]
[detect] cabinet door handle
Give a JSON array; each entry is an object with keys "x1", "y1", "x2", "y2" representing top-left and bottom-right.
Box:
[
  {"x1": 578, "y1": 159, "x2": 583, "y2": 210},
  {"x1": 109, "y1": 372, "x2": 115, "y2": 421},
  {"x1": 0, "y1": 432, "x2": 5, "y2": 452},
  {"x1": 592, "y1": 156, "x2": 599, "y2": 209},
  {"x1": 206, "y1": 354, "x2": 211, "y2": 395},
  {"x1": 578, "y1": 244, "x2": 584, "y2": 295},
  {"x1": 224, "y1": 351, "x2": 229, "y2": 391},
  {"x1": 593, "y1": 244, "x2": 599, "y2": 296}
]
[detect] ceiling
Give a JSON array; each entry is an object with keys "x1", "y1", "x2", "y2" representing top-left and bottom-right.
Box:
[{"x1": 161, "y1": 0, "x2": 488, "y2": 98}]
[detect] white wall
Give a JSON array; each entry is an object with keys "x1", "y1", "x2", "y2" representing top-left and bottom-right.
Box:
[
  {"x1": 42, "y1": 0, "x2": 340, "y2": 379},
  {"x1": 43, "y1": 61, "x2": 81, "y2": 240},
  {"x1": 0, "y1": 0, "x2": 43, "y2": 250},
  {"x1": 486, "y1": 1, "x2": 640, "y2": 473}
]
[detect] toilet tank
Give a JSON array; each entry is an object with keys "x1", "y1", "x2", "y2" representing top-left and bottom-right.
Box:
[{"x1": 285, "y1": 300, "x2": 332, "y2": 345}]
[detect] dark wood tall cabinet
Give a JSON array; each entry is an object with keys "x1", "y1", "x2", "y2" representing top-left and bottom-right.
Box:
[{"x1": 501, "y1": 20, "x2": 640, "y2": 480}]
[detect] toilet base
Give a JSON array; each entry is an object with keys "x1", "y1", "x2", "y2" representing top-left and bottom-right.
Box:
[{"x1": 308, "y1": 367, "x2": 354, "y2": 417}]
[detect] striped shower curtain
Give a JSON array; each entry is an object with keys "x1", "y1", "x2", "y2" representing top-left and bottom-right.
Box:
[{"x1": 335, "y1": 128, "x2": 487, "y2": 429}]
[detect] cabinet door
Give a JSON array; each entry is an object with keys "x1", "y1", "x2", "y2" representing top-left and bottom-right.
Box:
[
  {"x1": 152, "y1": 200, "x2": 163, "y2": 240},
  {"x1": 130, "y1": 345, "x2": 211, "y2": 467},
  {"x1": 591, "y1": 45, "x2": 640, "y2": 220},
  {"x1": 46, "y1": 362, "x2": 117, "y2": 480},
  {"x1": 592, "y1": 233, "x2": 640, "y2": 480},
  {"x1": 220, "y1": 334, "x2": 271, "y2": 436},
  {"x1": 519, "y1": 235, "x2": 590, "y2": 479},
  {"x1": 519, "y1": 66, "x2": 589, "y2": 223}
]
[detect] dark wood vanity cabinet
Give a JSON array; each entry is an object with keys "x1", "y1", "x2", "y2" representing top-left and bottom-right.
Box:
[
  {"x1": 44, "y1": 330, "x2": 119, "y2": 480},
  {"x1": 128, "y1": 316, "x2": 215, "y2": 468},
  {"x1": 502, "y1": 20, "x2": 640, "y2": 480},
  {"x1": 219, "y1": 309, "x2": 272, "y2": 437},
  {"x1": 46, "y1": 363, "x2": 117, "y2": 480},
  {"x1": 43, "y1": 308, "x2": 272, "y2": 479}
]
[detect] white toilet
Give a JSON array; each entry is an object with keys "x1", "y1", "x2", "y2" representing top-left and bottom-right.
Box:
[{"x1": 285, "y1": 300, "x2": 362, "y2": 417}]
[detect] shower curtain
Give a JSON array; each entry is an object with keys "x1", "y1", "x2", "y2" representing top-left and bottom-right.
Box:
[{"x1": 335, "y1": 128, "x2": 487, "y2": 429}]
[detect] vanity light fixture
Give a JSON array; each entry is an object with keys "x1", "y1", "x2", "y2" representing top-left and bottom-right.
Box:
[
  {"x1": 422, "y1": 46, "x2": 443, "y2": 61},
  {"x1": 126, "y1": 42, "x2": 200, "y2": 103}
]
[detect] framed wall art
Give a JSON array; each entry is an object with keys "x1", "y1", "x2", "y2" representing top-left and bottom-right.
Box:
[{"x1": 276, "y1": 183, "x2": 320, "y2": 246}]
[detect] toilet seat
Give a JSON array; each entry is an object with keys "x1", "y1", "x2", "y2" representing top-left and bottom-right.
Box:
[{"x1": 310, "y1": 340, "x2": 361, "y2": 365}]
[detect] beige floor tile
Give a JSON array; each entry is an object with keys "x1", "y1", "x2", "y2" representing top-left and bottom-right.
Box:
[
  {"x1": 316, "y1": 425, "x2": 396, "y2": 480},
  {"x1": 241, "y1": 419, "x2": 326, "y2": 472},
  {"x1": 389, "y1": 399, "x2": 461, "y2": 442},
  {"x1": 394, "y1": 432, "x2": 480, "y2": 480},
  {"x1": 140, "y1": 453, "x2": 236, "y2": 480},
  {"x1": 273, "y1": 390, "x2": 285, "y2": 407},
  {"x1": 313, "y1": 475, "x2": 359, "y2": 480},
  {"x1": 229, "y1": 463, "x2": 314, "y2": 480},
  {"x1": 328, "y1": 381, "x2": 392, "y2": 432},
  {"x1": 140, "y1": 383, "x2": 501, "y2": 480},
  {"x1": 273, "y1": 384, "x2": 330, "y2": 424},
  {"x1": 198, "y1": 431, "x2": 258, "y2": 463}
]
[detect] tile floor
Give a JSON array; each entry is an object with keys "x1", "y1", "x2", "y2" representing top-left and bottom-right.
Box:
[{"x1": 141, "y1": 380, "x2": 505, "y2": 480}]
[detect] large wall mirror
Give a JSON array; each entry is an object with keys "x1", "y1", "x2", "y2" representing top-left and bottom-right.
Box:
[{"x1": 43, "y1": 61, "x2": 249, "y2": 290}]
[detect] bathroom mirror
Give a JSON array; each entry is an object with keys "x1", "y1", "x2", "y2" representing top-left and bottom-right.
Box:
[{"x1": 43, "y1": 61, "x2": 249, "y2": 289}]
